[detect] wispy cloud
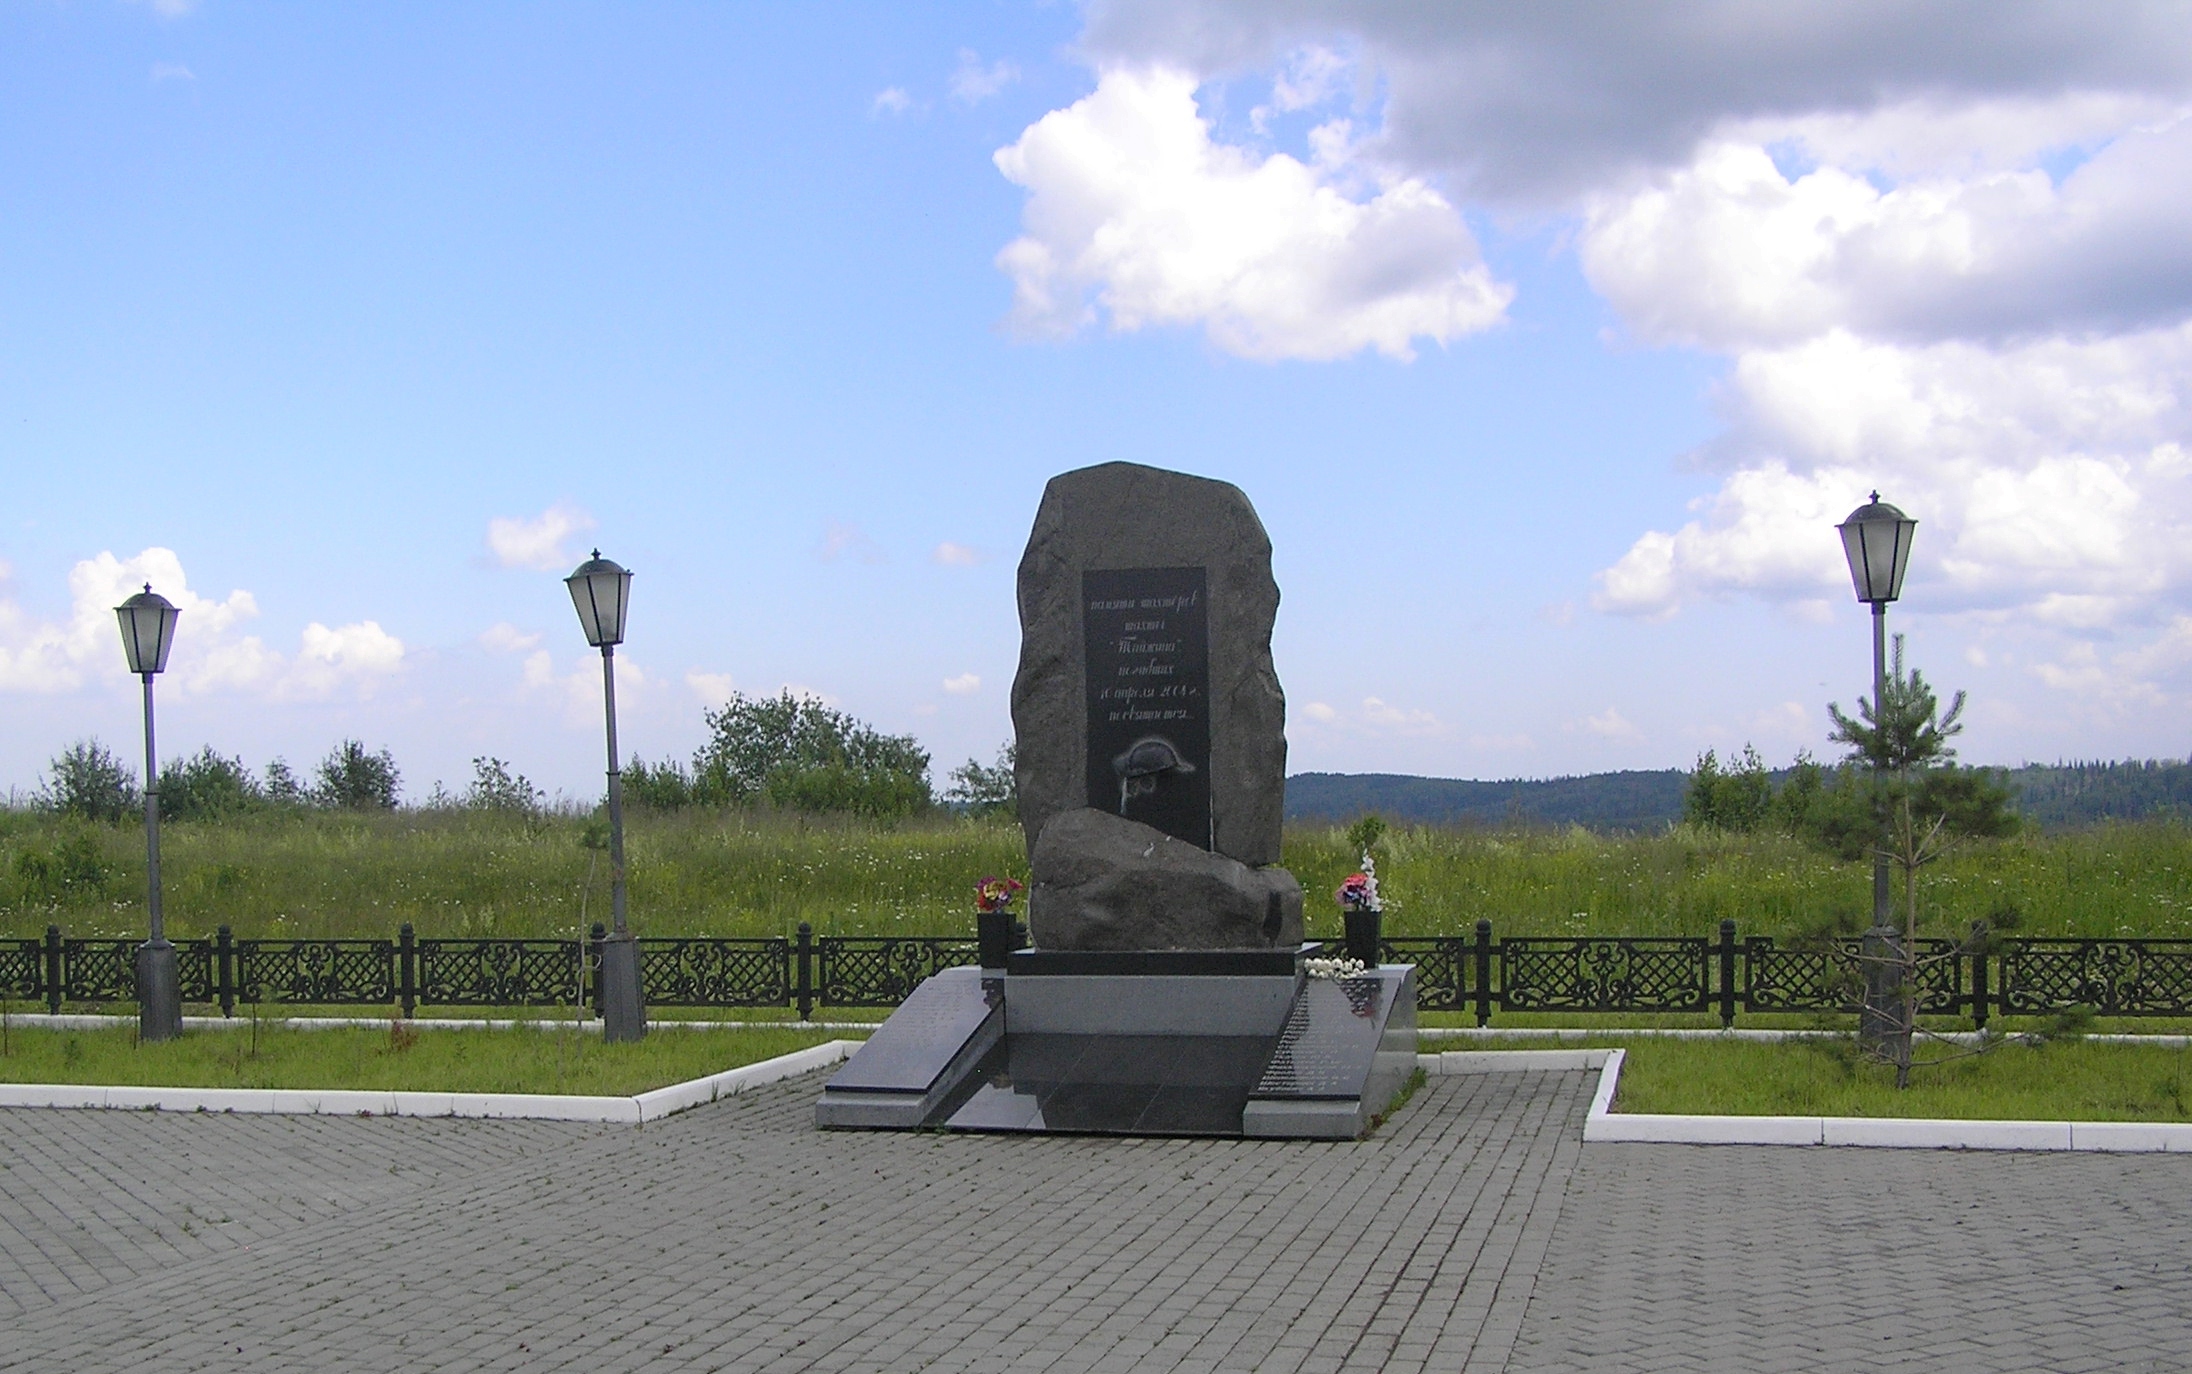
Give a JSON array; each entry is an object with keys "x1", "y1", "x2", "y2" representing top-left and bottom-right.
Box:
[
  {"x1": 1298, "y1": 695, "x2": 1444, "y2": 736},
  {"x1": 872, "y1": 86, "x2": 915, "y2": 118},
  {"x1": 932, "y1": 541, "x2": 979, "y2": 567},
  {"x1": 943, "y1": 672, "x2": 981, "y2": 695},
  {"x1": 486, "y1": 502, "x2": 596, "y2": 572},
  {"x1": 686, "y1": 669, "x2": 738, "y2": 708},
  {"x1": 150, "y1": 62, "x2": 195, "y2": 83},
  {"x1": 818, "y1": 521, "x2": 886, "y2": 564},
  {"x1": 950, "y1": 50, "x2": 1019, "y2": 106},
  {"x1": 478, "y1": 623, "x2": 541, "y2": 654},
  {"x1": 1578, "y1": 708, "x2": 1642, "y2": 741}
]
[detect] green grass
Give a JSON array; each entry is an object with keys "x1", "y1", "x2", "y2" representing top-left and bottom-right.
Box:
[
  {"x1": 0, "y1": 1021, "x2": 844, "y2": 1096},
  {"x1": 4, "y1": 805, "x2": 2190, "y2": 943},
  {"x1": 1606, "y1": 1036, "x2": 2192, "y2": 1121}
]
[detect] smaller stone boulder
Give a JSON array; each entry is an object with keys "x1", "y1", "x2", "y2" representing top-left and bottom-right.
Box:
[{"x1": 1028, "y1": 808, "x2": 1304, "y2": 952}]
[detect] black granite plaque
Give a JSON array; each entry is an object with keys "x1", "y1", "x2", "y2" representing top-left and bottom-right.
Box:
[
  {"x1": 1082, "y1": 567, "x2": 1211, "y2": 848},
  {"x1": 825, "y1": 967, "x2": 1000, "y2": 1095},
  {"x1": 1252, "y1": 975, "x2": 1389, "y2": 1100}
]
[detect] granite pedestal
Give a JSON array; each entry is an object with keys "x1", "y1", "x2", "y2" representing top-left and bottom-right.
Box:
[{"x1": 815, "y1": 951, "x2": 1416, "y2": 1139}]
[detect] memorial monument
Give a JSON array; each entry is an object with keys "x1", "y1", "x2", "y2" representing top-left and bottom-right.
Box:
[{"x1": 817, "y1": 462, "x2": 1415, "y2": 1138}]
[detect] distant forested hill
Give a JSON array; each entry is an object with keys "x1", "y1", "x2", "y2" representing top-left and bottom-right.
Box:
[
  {"x1": 2009, "y1": 760, "x2": 2192, "y2": 828},
  {"x1": 1285, "y1": 770, "x2": 1688, "y2": 832},
  {"x1": 1287, "y1": 758, "x2": 2192, "y2": 833}
]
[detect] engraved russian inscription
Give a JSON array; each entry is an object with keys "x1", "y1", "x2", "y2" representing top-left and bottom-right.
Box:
[{"x1": 1082, "y1": 567, "x2": 1211, "y2": 848}]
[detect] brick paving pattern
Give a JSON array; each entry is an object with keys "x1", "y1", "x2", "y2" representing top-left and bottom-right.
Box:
[
  {"x1": 0, "y1": 1071, "x2": 1583, "y2": 1373},
  {"x1": 2, "y1": 1066, "x2": 2188, "y2": 1371},
  {"x1": 1506, "y1": 1139, "x2": 2192, "y2": 1374}
]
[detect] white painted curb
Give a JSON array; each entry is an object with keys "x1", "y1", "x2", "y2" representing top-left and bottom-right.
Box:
[
  {"x1": 1417, "y1": 1049, "x2": 1612, "y2": 1074},
  {"x1": 1564, "y1": 1044, "x2": 2192, "y2": 1152},
  {"x1": 1418, "y1": 1026, "x2": 2192, "y2": 1047},
  {"x1": 0, "y1": 1039, "x2": 861, "y2": 1125},
  {"x1": 2, "y1": 1013, "x2": 885, "y2": 1033}
]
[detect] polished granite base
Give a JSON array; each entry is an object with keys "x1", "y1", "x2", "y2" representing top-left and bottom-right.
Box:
[
  {"x1": 940, "y1": 1033, "x2": 1276, "y2": 1134},
  {"x1": 816, "y1": 959, "x2": 1416, "y2": 1140}
]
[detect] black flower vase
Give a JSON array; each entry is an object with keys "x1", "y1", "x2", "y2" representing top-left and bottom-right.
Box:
[
  {"x1": 977, "y1": 906, "x2": 1016, "y2": 970},
  {"x1": 1343, "y1": 907, "x2": 1382, "y2": 968}
]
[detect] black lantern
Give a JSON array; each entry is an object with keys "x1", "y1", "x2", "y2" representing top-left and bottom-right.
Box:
[
  {"x1": 565, "y1": 551, "x2": 632, "y2": 648},
  {"x1": 1838, "y1": 494, "x2": 1916, "y2": 606},
  {"x1": 116, "y1": 585, "x2": 181, "y2": 676}
]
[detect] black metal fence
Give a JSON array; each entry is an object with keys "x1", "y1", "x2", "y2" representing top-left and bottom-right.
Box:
[{"x1": 7, "y1": 919, "x2": 2192, "y2": 1027}]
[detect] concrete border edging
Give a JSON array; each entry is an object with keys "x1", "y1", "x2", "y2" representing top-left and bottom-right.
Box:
[
  {"x1": 0, "y1": 1040, "x2": 862, "y2": 1125},
  {"x1": 1551, "y1": 1045, "x2": 2192, "y2": 1152},
  {"x1": 2, "y1": 1013, "x2": 886, "y2": 1033}
]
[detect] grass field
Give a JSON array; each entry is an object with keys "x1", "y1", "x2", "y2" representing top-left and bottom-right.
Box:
[
  {"x1": 1605, "y1": 1035, "x2": 2192, "y2": 1121},
  {"x1": 0, "y1": 1020, "x2": 842, "y2": 1096},
  {"x1": 4, "y1": 805, "x2": 2190, "y2": 943}
]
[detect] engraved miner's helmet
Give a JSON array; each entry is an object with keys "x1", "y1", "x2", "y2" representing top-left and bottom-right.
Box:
[{"x1": 1113, "y1": 735, "x2": 1195, "y2": 813}]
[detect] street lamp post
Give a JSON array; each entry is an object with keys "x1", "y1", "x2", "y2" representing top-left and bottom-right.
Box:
[
  {"x1": 116, "y1": 584, "x2": 182, "y2": 1043},
  {"x1": 1837, "y1": 494, "x2": 1917, "y2": 1050},
  {"x1": 567, "y1": 550, "x2": 646, "y2": 1043}
]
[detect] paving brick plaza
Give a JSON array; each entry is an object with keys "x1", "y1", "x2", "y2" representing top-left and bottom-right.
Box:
[{"x1": 2, "y1": 1068, "x2": 2189, "y2": 1372}]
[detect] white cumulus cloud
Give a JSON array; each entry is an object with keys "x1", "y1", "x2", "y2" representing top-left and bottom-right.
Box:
[
  {"x1": 0, "y1": 547, "x2": 404, "y2": 700},
  {"x1": 943, "y1": 672, "x2": 981, "y2": 695},
  {"x1": 486, "y1": 503, "x2": 596, "y2": 572},
  {"x1": 992, "y1": 66, "x2": 1510, "y2": 361},
  {"x1": 1059, "y1": 1, "x2": 2192, "y2": 694}
]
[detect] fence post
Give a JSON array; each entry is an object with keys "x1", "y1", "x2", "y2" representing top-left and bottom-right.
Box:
[
  {"x1": 398, "y1": 923, "x2": 417, "y2": 1019},
  {"x1": 216, "y1": 925, "x2": 235, "y2": 1018},
  {"x1": 1718, "y1": 919, "x2": 1738, "y2": 1029},
  {"x1": 1473, "y1": 919, "x2": 1494, "y2": 1028},
  {"x1": 1968, "y1": 919, "x2": 1990, "y2": 1033},
  {"x1": 796, "y1": 922, "x2": 814, "y2": 1021},
  {"x1": 44, "y1": 924, "x2": 62, "y2": 1016},
  {"x1": 589, "y1": 923, "x2": 607, "y2": 1018}
]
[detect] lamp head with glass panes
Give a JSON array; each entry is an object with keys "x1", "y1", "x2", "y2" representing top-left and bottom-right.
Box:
[
  {"x1": 565, "y1": 551, "x2": 632, "y2": 649},
  {"x1": 116, "y1": 585, "x2": 181, "y2": 676},
  {"x1": 1837, "y1": 494, "x2": 1917, "y2": 605}
]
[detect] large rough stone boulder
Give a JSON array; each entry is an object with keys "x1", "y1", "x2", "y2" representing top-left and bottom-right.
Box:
[
  {"x1": 1011, "y1": 462, "x2": 1287, "y2": 867},
  {"x1": 1028, "y1": 809, "x2": 1304, "y2": 952}
]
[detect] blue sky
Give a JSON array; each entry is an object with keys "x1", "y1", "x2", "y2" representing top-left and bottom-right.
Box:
[{"x1": 6, "y1": 1, "x2": 2191, "y2": 802}]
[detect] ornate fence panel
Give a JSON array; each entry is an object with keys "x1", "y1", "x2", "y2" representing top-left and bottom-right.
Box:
[
  {"x1": 236, "y1": 939, "x2": 396, "y2": 1006},
  {"x1": 1500, "y1": 937, "x2": 1714, "y2": 1015},
  {"x1": 1905, "y1": 938, "x2": 1968, "y2": 1016},
  {"x1": 1741, "y1": 936, "x2": 1966, "y2": 1016},
  {"x1": 817, "y1": 936, "x2": 978, "y2": 1007},
  {"x1": 59, "y1": 939, "x2": 136, "y2": 1003},
  {"x1": 1994, "y1": 939, "x2": 2192, "y2": 1018},
  {"x1": 1381, "y1": 937, "x2": 1470, "y2": 1012},
  {"x1": 61, "y1": 937, "x2": 217, "y2": 1005},
  {"x1": 640, "y1": 937, "x2": 789, "y2": 1008},
  {"x1": 416, "y1": 939, "x2": 583, "y2": 1008},
  {"x1": 1, "y1": 937, "x2": 43, "y2": 1004}
]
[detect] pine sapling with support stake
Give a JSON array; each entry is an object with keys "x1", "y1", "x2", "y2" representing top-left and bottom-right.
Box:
[{"x1": 1822, "y1": 633, "x2": 2018, "y2": 1086}]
